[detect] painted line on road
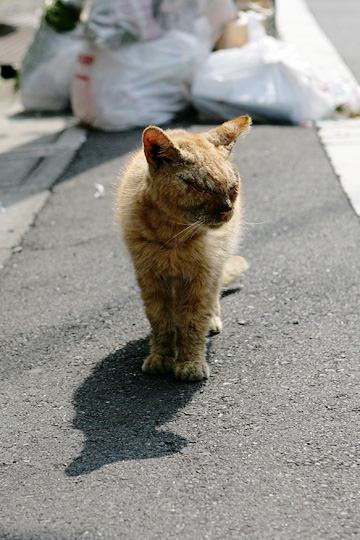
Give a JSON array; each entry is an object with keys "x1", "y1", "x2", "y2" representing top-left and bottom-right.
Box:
[
  {"x1": 276, "y1": 0, "x2": 360, "y2": 218},
  {"x1": 317, "y1": 119, "x2": 360, "y2": 216},
  {"x1": 276, "y1": 0, "x2": 359, "y2": 91}
]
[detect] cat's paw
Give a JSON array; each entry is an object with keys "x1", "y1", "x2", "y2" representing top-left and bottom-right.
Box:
[
  {"x1": 142, "y1": 353, "x2": 174, "y2": 375},
  {"x1": 174, "y1": 361, "x2": 210, "y2": 382},
  {"x1": 209, "y1": 315, "x2": 223, "y2": 335}
]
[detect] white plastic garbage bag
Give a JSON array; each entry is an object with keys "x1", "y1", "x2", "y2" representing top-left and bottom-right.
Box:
[
  {"x1": 84, "y1": 0, "x2": 163, "y2": 47},
  {"x1": 85, "y1": 0, "x2": 236, "y2": 49},
  {"x1": 20, "y1": 22, "x2": 84, "y2": 111},
  {"x1": 71, "y1": 30, "x2": 208, "y2": 130},
  {"x1": 191, "y1": 13, "x2": 336, "y2": 124},
  {"x1": 158, "y1": 0, "x2": 236, "y2": 45}
]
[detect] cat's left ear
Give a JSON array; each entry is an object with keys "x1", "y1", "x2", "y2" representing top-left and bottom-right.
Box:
[
  {"x1": 143, "y1": 126, "x2": 181, "y2": 167},
  {"x1": 207, "y1": 115, "x2": 252, "y2": 153}
]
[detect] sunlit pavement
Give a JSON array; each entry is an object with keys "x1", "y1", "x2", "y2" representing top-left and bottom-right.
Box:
[{"x1": 1, "y1": 1, "x2": 359, "y2": 539}]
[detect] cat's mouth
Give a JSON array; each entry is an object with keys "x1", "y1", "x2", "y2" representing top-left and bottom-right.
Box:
[
  {"x1": 219, "y1": 210, "x2": 232, "y2": 221},
  {"x1": 207, "y1": 210, "x2": 233, "y2": 228}
]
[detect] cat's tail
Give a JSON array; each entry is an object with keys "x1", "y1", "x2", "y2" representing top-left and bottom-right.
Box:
[{"x1": 221, "y1": 255, "x2": 249, "y2": 287}]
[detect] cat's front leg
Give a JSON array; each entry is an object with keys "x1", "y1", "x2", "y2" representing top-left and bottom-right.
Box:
[
  {"x1": 209, "y1": 294, "x2": 222, "y2": 335},
  {"x1": 137, "y1": 274, "x2": 176, "y2": 375},
  {"x1": 175, "y1": 280, "x2": 217, "y2": 382}
]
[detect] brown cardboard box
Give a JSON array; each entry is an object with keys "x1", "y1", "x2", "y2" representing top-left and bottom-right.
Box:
[
  {"x1": 214, "y1": 16, "x2": 248, "y2": 49},
  {"x1": 236, "y1": 0, "x2": 274, "y2": 10},
  {"x1": 235, "y1": 1, "x2": 276, "y2": 36},
  {"x1": 215, "y1": 0, "x2": 276, "y2": 50}
]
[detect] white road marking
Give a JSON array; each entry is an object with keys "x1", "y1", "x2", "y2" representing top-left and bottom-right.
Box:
[
  {"x1": 276, "y1": 0, "x2": 360, "y2": 217},
  {"x1": 317, "y1": 119, "x2": 360, "y2": 216}
]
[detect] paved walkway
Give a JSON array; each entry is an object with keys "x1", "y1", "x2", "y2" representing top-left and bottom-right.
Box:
[{"x1": 0, "y1": 1, "x2": 359, "y2": 539}]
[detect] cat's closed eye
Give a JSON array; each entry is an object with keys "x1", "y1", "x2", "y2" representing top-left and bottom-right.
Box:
[
  {"x1": 179, "y1": 176, "x2": 201, "y2": 192},
  {"x1": 179, "y1": 176, "x2": 192, "y2": 186},
  {"x1": 179, "y1": 176, "x2": 219, "y2": 196}
]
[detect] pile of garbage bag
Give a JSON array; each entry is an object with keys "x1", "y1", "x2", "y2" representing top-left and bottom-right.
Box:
[
  {"x1": 18, "y1": 0, "x2": 360, "y2": 129},
  {"x1": 19, "y1": 0, "x2": 235, "y2": 129}
]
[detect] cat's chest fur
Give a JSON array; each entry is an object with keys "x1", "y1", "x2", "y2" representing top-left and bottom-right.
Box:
[
  {"x1": 136, "y1": 231, "x2": 222, "y2": 279},
  {"x1": 126, "y1": 193, "x2": 237, "y2": 279}
]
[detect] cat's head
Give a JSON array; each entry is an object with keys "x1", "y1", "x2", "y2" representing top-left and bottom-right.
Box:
[{"x1": 142, "y1": 115, "x2": 251, "y2": 229}]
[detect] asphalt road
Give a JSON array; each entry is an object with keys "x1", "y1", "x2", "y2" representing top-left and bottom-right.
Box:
[
  {"x1": 1, "y1": 3, "x2": 360, "y2": 540},
  {"x1": 1, "y1": 122, "x2": 360, "y2": 539}
]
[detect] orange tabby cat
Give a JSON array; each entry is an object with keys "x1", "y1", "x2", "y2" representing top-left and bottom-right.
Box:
[{"x1": 115, "y1": 115, "x2": 251, "y2": 381}]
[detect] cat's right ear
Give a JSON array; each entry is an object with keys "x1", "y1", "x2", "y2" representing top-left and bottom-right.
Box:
[
  {"x1": 143, "y1": 126, "x2": 181, "y2": 167},
  {"x1": 206, "y1": 115, "x2": 252, "y2": 153}
]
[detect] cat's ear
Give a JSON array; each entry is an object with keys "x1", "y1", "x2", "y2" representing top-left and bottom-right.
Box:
[
  {"x1": 207, "y1": 115, "x2": 252, "y2": 152},
  {"x1": 143, "y1": 126, "x2": 181, "y2": 166}
]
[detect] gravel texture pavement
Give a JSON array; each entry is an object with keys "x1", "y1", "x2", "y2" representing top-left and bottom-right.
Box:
[{"x1": 1, "y1": 125, "x2": 359, "y2": 539}]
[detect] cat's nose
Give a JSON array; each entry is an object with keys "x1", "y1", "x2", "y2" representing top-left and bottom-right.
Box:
[{"x1": 217, "y1": 199, "x2": 232, "y2": 214}]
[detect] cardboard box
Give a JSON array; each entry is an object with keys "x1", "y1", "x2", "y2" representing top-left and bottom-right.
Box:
[
  {"x1": 215, "y1": 16, "x2": 248, "y2": 49},
  {"x1": 215, "y1": 0, "x2": 276, "y2": 50},
  {"x1": 236, "y1": 0, "x2": 274, "y2": 10}
]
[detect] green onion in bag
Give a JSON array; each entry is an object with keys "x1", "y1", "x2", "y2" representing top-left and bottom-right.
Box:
[{"x1": 44, "y1": 0, "x2": 81, "y2": 32}]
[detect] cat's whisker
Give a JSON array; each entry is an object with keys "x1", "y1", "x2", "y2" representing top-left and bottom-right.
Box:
[
  {"x1": 171, "y1": 220, "x2": 193, "y2": 226},
  {"x1": 179, "y1": 220, "x2": 205, "y2": 243},
  {"x1": 165, "y1": 219, "x2": 203, "y2": 246},
  {"x1": 243, "y1": 220, "x2": 266, "y2": 226},
  {"x1": 165, "y1": 223, "x2": 198, "y2": 245}
]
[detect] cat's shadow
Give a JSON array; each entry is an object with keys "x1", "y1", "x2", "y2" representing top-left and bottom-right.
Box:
[{"x1": 65, "y1": 337, "x2": 204, "y2": 476}]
